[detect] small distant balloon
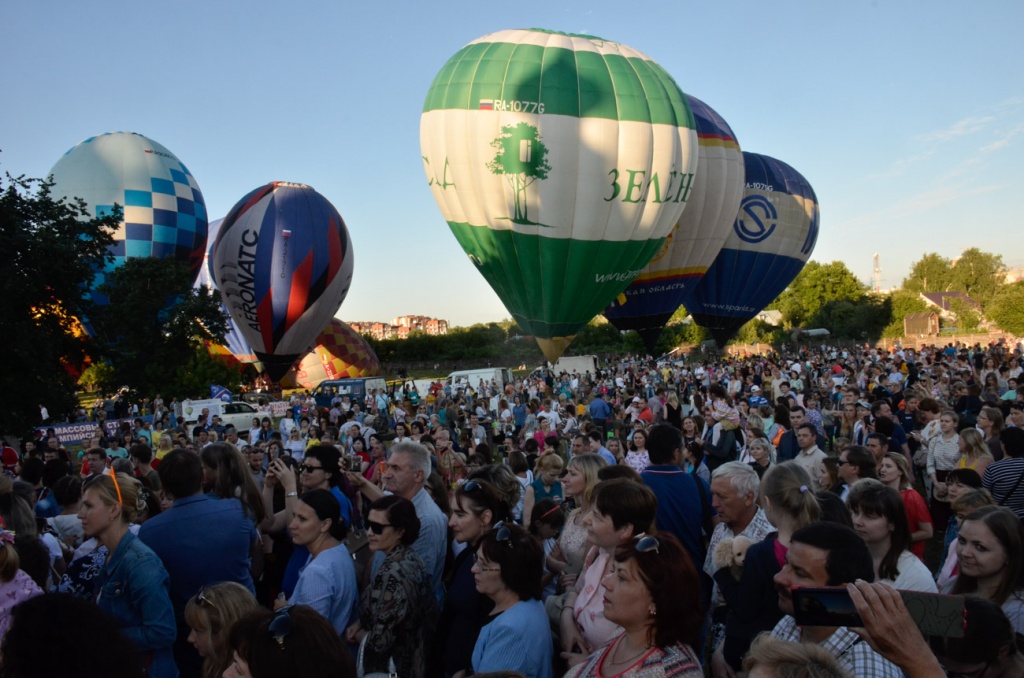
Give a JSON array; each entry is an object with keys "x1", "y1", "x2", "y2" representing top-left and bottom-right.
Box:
[
  {"x1": 49, "y1": 131, "x2": 208, "y2": 319},
  {"x1": 212, "y1": 182, "x2": 354, "y2": 381},
  {"x1": 684, "y1": 152, "x2": 820, "y2": 345},
  {"x1": 421, "y1": 29, "x2": 699, "y2": 362}
]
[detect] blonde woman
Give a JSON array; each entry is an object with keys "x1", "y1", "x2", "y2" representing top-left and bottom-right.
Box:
[
  {"x1": 957, "y1": 428, "x2": 994, "y2": 476},
  {"x1": 185, "y1": 582, "x2": 259, "y2": 678},
  {"x1": 878, "y1": 452, "x2": 933, "y2": 560},
  {"x1": 546, "y1": 454, "x2": 606, "y2": 595}
]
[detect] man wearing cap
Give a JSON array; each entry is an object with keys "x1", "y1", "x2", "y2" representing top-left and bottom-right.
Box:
[{"x1": 747, "y1": 386, "x2": 769, "y2": 409}]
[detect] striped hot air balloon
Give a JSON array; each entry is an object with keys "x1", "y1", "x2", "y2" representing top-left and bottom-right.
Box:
[
  {"x1": 420, "y1": 29, "x2": 699, "y2": 362},
  {"x1": 280, "y1": 319, "x2": 382, "y2": 389},
  {"x1": 602, "y1": 94, "x2": 744, "y2": 353},
  {"x1": 211, "y1": 183, "x2": 354, "y2": 381}
]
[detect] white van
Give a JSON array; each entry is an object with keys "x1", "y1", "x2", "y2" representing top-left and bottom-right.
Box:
[{"x1": 446, "y1": 367, "x2": 514, "y2": 394}]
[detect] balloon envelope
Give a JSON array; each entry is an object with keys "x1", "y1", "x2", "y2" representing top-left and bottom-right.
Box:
[
  {"x1": 280, "y1": 319, "x2": 382, "y2": 390},
  {"x1": 212, "y1": 182, "x2": 354, "y2": 381},
  {"x1": 194, "y1": 218, "x2": 257, "y2": 363},
  {"x1": 49, "y1": 131, "x2": 208, "y2": 313},
  {"x1": 420, "y1": 29, "x2": 699, "y2": 362},
  {"x1": 684, "y1": 152, "x2": 820, "y2": 345},
  {"x1": 603, "y1": 94, "x2": 744, "y2": 352}
]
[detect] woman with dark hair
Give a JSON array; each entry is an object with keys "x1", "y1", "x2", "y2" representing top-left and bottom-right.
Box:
[
  {"x1": 224, "y1": 605, "x2": 354, "y2": 678},
  {"x1": 929, "y1": 595, "x2": 1024, "y2": 676},
  {"x1": 471, "y1": 522, "x2": 552, "y2": 677},
  {"x1": 848, "y1": 479, "x2": 936, "y2": 592},
  {"x1": 977, "y1": 406, "x2": 1005, "y2": 461},
  {"x1": 276, "y1": 489, "x2": 358, "y2": 636},
  {"x1": 432, "y1": 479, "x2": 510, "y2": 678},
  {"x1": 566, "y1": 533, "x2": 703, "y2": 678},
  {"x1": 945, "y1": 505, "x2": 1024, "y2": 634},
  {"x1": 1, "y1": 593, "x2": 149, "y2": 678},
  {"x1": 200, "y1": 443, "x2": 267, "y2": 525},
  {"x1": 681, "y1": 441, "x2": 710, "y2": 484},
  {"x1": 561, "y1": 479, "x2": 657, "y2": 666},
  {"x1": 345, "y1": 495, "x2": 437, "y2": 678},
  {"x1": 680, "y1": 416, "x2": 702, "y2": 450}
]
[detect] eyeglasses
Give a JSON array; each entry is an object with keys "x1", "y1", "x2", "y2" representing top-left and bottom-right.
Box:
[
  {"x1": 634, "y1": 533, "x2": 660, "y2": 554},
  {"x1": 197, "y1": 587, "x2": 218, "y2": 610},
  {"x1": 300, "y1": 464, "x2": 324, "y2": 474},
  {"x1": 367, "y1": 520, "x2": 392, "y2": 535},
  {"x1": 267, "y1": 607, "x2": 292, "y2": 649}
]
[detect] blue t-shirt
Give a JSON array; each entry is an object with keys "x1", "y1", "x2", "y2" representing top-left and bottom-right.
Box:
[
  {"x1": 290, "y1": 543, "x2": 359, "y2": 634},
  {"x1": 641, "y1": 464, "x2": 712, "y2": 569}
]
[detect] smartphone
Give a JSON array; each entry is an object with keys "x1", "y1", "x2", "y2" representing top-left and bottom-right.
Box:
[{"x1": 791, "y1": 587, "x2": 964, "y2": 638}]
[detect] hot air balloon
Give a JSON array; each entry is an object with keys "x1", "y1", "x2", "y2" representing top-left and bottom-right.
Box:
[
  {"x1": 194, "y1": 218, "x2": 258, "y2": 363},
  {"x1": 420, "y1": 29, "x2": 699, "y2": 362},
  {"x1": 280, "y1": 319, "x2": 382, "y2": 389},
  {"x1": 49, "y1": 132, "x2": 208, "y2": 315},
  {"x1": 684, "y1": 152, "x2": 820, "y2": 346},
  {"x1": 212, "y1": 182, "x2": 354, "y2": 382},
  {"x1": 602, "y1": 94, "x2": 744, "y2": 353}
]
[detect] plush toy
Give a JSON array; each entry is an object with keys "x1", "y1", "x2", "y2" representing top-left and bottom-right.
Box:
[{"x1": 712, "y1": 535, "x2": 754, "y2": 581}]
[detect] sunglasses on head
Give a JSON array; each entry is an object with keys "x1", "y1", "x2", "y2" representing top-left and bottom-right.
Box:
[
  {"x1": 268, "y1": 607, "x2": 292, "y2": 649},
  {"x1": 634, "y1": 533, "x2": 660, "y2": 554},
  {"x1": 197, "y1": 587, "x2": 217, "y2": 610}
]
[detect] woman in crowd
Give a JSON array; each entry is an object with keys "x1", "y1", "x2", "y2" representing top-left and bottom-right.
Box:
[
  {"x1": 278, "y1": 489, "x2": 358, "y2": 635},
  {"x1": 622, "y1": 429, "x2": 651, "y2": 474},
  {"x1": 838, "y1": 402, "x2": 858, "y2": 442},
  {"x1": 522, "y1": 452, "x2": 564, "y2": 530},
  {"x1": 507, "y1": 450, "x2": 533, "y2": 524},
  {"x1": 256, "y1": 417, "x2": 274, "y2": 443},
  {"x1": 225, "y1": 605, "x2": 354, "y2": 678},
  {"x1": 284, "y1": 427, "x2": 307, "y2": 461},
  {"x1": 470, "y1": 522, "x2": 552, "y2": 677},
  {"x1": 547, "y1": 454, "x2": 605, "y2": 593},
  {"x1": 79, "y1": 473, "x2": 177, "y2": 677},
  {"x1": 817, "y1": 457, "x2": 841, "y2": 494},
  {"x1": 345, "y1": 495, "x2": 437, "y2": 678},
  {"x1": 927, "y1": 410, "x2": 962, "y2": 527},
  {"x1": 937, "y1": 488, "x2": 994, "y2": 589},
  {"x1": 680, "y1": 415, "x2": 702, "y2": 449},
  {"x1": 433, "y1": 479, "x2": 510, "y2": 678},
  {"x1": 566, "y1": 533, "x2": 703, "y2": 678},
  {"x1": 47, "y1": 475, "x2": 85, "y2": 549},
  {"x1": 200, "y1": 442, "x2": 267, "y2": 526},
  {"x1": 561, "y1": 479, "x2": 657, "y2": 666},
  {"x1": 848, "y1": 479, "x2": 937, "y2": 592},
  {"x1": 247, "y1": 417, "x2": 262, "y2": 446},
  {"x1": 977, "y1": 406, "x2": 1005, "y2": 461},
  {"x1": 944, "y1": 505, "x2": 1024, "y2": 634},
  {"x1": 929, "y1": 594, "x2": 1024, "y2": 677},
  {"x1": 877, "y1": 452, "x2": 933, "y2": 559},
  {"x1": 605, "y1": 437, "x2": 624, "y2": 464},
  {"x1": 185, "y1": 582, "x2": 260, "y2": 678},
  {"x1": 746, "y1": 437, "x2": 774, "y2": 480},
  {"x1": 713, "y1": 462, "x2": 820, "y2": 673},
  {"x1": 682, "y1": 441, "x2": 710, "y2": 484},
  {"x1": 665, "y1": 392, "x2": 683, "y2": 430},
  {"x1": 958, "y1": 427, "x2": 995, "y2": 475},
  {"x1": 529, "y1": 499, "x2": 567, "y2": 601}
]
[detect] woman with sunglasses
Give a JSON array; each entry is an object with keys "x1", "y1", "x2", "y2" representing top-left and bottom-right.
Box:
[
  {"x1": 78, "y1": 472, "x2": 177, "y2": 677},
  {"x1": 184, "y1": 581, "x2": 259, "y2": 678},
  {"x1": 470, "y1": 522, "x2": 552, "y2": 677},
  {"x1": 560, "y1": 479, "x2": 657, "y2": 667},
  {"x1": 346, "y1": 495, "x2": 437, "y2": 678},
  {"x1": 273, "y1": 489, "x2": 359, "y2": 638},
  {"x1": 566, "y1": 533, "x2": 703, "y2": 678},
  {"x1": 432, "y1": 479, "x2": 511, "y2": 678}
]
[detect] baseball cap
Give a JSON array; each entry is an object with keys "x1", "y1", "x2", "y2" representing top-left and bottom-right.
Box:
[{"x1": 750, "y1": 386, "x2": 761, "y2": 392}]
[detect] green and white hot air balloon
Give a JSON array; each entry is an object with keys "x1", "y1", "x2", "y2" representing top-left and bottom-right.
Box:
[{"x1": 420, "y1": 29, "x2": 699, "y2": 362}]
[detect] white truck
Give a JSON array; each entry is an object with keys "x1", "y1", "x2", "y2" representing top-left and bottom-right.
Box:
[
  {"x1": 446, "y1": 367, "x2": 514, "y2": 394},
  {"x1": 550, "y1": 355, "x2": 599, "y2": 377}
]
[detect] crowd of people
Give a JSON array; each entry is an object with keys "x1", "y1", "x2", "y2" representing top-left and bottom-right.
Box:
[{"x1": 2, "y1": 338, "x2": 1024, "y2": 677}]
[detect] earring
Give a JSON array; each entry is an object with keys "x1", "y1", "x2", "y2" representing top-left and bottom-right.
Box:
[{"x1": 649, "y1": 605, "x2": 656, "y2": 616}]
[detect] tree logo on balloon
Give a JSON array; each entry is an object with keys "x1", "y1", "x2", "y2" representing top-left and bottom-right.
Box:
[
  {"x1": 487, "y1": 122, "x2": 552, "y2": 226},
  {"x1": 733, "y1": 194, "x2": 778, "y2": 244}
]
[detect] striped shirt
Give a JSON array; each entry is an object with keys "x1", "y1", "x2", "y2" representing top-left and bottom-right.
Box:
[
  {"x1": 927, "y1": 433, "x2": 961, "y2": 476},
  {"x1": 983, "y1": 457, "x2": 1024, "y2": 519},
  {"x1": 771, "y1": 616, "x2": 902, "y2": 677}
]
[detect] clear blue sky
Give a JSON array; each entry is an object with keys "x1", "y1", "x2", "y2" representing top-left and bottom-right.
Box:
[{"x1": 4, "y1": 1, "x2": 1022, "y2": 327}]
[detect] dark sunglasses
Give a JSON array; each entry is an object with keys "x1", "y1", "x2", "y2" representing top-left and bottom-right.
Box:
[
  {"x1": 367, "y1": 520, "x2": 392, "y2": 535},
  {"x1": 634, "y1": 534, "x2": 660, "y2": 554},
  {"x1": 300, "y1": 464, "x2": 324, "y2": 474},
  {"x1": 268, "y1": 607, "x2": 292, "y2": 649}
]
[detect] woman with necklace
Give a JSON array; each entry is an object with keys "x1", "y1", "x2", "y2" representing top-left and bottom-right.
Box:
[{"x1": 565, "y1": 533, "x2": 703, "y2": 678}]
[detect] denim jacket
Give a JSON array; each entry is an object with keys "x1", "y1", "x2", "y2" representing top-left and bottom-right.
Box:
[{"x1": 97, "y1": 531, "x2": 178, "y2": 678}]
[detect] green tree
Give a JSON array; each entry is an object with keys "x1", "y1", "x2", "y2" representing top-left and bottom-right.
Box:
[
  {"x1": 487, "y1": 122, "x2": 551, "y2": 224},
  {"x1": 90, "y1": 257, "x2": 229, "y2": 397},
  {"x1": 989, "y1": 282, "x2": 1024, "y2": 335},
  {"x1": 771, "y1": 261, "x2": 867, "y2": 328},
  {"x1": 902, "y1": 252, "x2": 954, "y2": 294},
  {"x1": 948, "y1": 297, "x2": 982, "y2": 333},
  {"x1": 0, "y1": 170, "x2": 117, "y2": 434},
  {"x1": 950, "y1": 248, "x2": 1005, "y2": 309}
]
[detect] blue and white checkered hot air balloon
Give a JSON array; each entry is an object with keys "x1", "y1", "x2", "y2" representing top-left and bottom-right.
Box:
[
  {"x1": 49, "y1": 131, "x2": 209, "y2": 327},
  {"x1": 683, "y1": 152, "x2": 820, "y2": 345}
]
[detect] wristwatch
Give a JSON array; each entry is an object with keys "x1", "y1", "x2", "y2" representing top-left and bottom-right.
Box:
[{"x1": 285, "y1": 491, "x2": 298, "y2": 497}]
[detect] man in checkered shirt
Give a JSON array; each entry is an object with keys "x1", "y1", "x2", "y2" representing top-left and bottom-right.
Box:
[{"x1": 770, "y1": 522, "x2": 903, "y2": 677}]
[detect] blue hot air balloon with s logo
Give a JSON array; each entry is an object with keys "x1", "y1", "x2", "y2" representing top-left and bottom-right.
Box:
[{"x1": 683, "y1": 152, "x2": 819, "y2": 345}]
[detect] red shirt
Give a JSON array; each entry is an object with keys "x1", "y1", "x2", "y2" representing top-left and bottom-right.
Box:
[{"x1": 901, "y1": 488, "x2": 932, "y2": 559}]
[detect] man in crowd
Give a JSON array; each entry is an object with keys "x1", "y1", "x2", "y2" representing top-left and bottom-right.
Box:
[
  {"x1": 587, "y1": 430, "x2": 616, "y2": 466},
  {"x1": 793, "y1": 423, "x2": 827, "y2": 491},
  {"x1": 982, "y1": 427, "x2": 1024, "y2": 520},
  {"x1": 776, "y1": 407, "x2": 826, "y2": 462}
]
